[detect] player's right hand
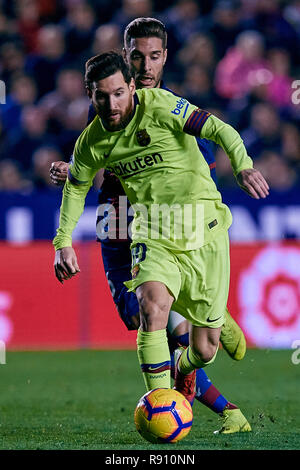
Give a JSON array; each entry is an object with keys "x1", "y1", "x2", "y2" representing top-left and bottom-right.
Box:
[
  {"x1": 50, "y1": 161, "x2": 69, "y2": 185},
  {"x1": 54, "y1": 247, "x2": 80, "y2": 284}
]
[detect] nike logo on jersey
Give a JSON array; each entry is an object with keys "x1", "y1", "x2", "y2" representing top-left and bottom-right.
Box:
[{"x1": 206, "y1": 315, "x2": 222, "y2": 323}]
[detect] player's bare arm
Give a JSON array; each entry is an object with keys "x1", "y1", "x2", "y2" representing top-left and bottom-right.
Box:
[
  {"x1": 237, "y1": 168, "x2": 269, "y2": 199},
  {"x1": 54, "y1": 247, "x2": 80, "y2": 284},
  {"x1": 50, "y1": 161, "x2": 69, "y2": 185}
]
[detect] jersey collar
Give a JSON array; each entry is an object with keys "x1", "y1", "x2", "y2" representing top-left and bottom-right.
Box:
[{"x1": 123, "y1": 92, "x2": 140, "y2": 136}]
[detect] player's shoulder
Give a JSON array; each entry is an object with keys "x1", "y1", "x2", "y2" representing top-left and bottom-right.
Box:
[
  {"x1": 136, "y1": 88, "x2": 188, "y2": 121},
  {"x1": 137, "y1": 87, "x2": 176, "y2": 106}
]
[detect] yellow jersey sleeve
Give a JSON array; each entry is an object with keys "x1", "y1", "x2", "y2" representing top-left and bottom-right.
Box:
[{"x1": 53, "y1": 127, "x2": 101, "y2": 251}]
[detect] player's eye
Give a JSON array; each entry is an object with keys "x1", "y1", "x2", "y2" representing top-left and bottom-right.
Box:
[{"x1": 95, "y1": 92, "x2": 105, "y2": 101}]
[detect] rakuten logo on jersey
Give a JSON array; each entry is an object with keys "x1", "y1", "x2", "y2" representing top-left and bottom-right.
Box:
[{"x1": 106, "y1": 153, "x2": 163, "y2": 179}]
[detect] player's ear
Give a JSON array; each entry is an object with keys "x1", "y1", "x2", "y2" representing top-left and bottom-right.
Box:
[
  {"x1": 86, "y1": 86, "x2": 92, "y2": 99},
  {"x1": 122, "y1": 47, "x2": 128, "y2": 63},
  {"x1": 129, "y1": 77, "x2": 136, "y2": 95},
  {"x1": 163, "y1": 48, "x2": 168, "y2": 66}
]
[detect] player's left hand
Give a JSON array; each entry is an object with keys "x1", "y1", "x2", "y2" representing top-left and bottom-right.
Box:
[{"x1": 237, "y1": 168, "x2": 269, "y2": 199}]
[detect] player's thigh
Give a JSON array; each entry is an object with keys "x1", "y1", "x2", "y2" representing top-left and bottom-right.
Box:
[
  {"x1": 125, "y1": 241, "x2": 182, "y2": 302},
  {"x1": 124, "y1": 241, "x2": 182, "y2": 331}
]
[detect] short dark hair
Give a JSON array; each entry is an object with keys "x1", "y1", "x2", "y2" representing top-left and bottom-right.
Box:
[
  {"x1": 124, "y1": 17, "x2": 167, "y2": 50},
  {"x1": 85, "y1": 51, "x2": 132, "y2": 90}
]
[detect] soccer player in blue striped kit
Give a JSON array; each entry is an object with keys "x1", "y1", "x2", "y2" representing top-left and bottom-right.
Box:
[{"x1": 50, "y1": 17, "x2": 252, "y2": 434}]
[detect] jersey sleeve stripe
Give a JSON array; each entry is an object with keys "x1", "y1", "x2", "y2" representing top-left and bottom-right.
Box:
[
  {"x1": 184, "y1": 109, "x2": 211, "y2": 136},
  {"x1": 68, "y1": 169, "x2": 88, "y2": 186}
]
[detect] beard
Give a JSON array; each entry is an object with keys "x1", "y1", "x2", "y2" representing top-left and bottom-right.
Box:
[{"x1": 97, "y1": 98, "x2": 134, "y2": 132}]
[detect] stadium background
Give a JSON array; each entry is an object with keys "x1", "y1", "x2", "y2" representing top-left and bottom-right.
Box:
[{"x1": 0, "y1": 0, "x2": 300, "y2": 351}]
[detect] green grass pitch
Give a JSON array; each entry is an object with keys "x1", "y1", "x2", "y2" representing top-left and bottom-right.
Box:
[{"x1": 0, "y1": 348, "x2": 299, "y2": 450}]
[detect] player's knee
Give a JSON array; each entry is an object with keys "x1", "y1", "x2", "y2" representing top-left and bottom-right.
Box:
[
  {"x1": 138, "y1": 296, "x2": 169, "y2": 331},
  {"x1": 192, "y1": 342, "x2": 218, "y2": 364}
]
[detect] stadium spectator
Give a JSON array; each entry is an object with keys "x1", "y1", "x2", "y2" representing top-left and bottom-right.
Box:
[
  {"x1": 112, "y1": 0, "x2": 154, "y2": 32},
  {"x1": 242, "y1": 0, "x2": 299, "y2": 63},
  {"x1": 63, "y1": 1, "x2": 97, "y2": 60},
  {"x1": 3, "y1": 105, "x2": 55, "y2": 172},
  {"x1": 209, "y1": 0, "x2": 244, "y2": 59},
  {"x1": 283, "y1": 0, "x2": 300, "y2": 38},
  {"x1": 265, "y1": 48, "x2": 293, "y2": 109},
  {"x1": 0, "y1": 9, "x2": 19, "y2": 47},
  {"x1": 0, "y1": 73, "x2": 37, "y2": 133},
  {"x1": 254, "y1": 151, "x2": 298, "y2": 191},
  {"x1": 39, "y1": 68, "x2": 87, "y2": 130},
  {"x1": 55, "y1": 97, "x2": 89, "y2": 158},
  {"x1": 16, "y1": 0, "x2": 41, "y2": 54},
  {"x1": 31, "y1": 146, "x2": 64, "y2": 189},
  {"x1": 0, "y1": 42, "x2": 26, "y2": 88},
  {"x1": 0, "y1": 158, "x2": 32, "y2": 191},
  {"x1": 0, "y1": 0, "x2": 298, "y2": 191},
  {"x1": 176, "y1": 33, "x2": 217, "y2": 73},
  {"x1": 241, "y1": 102, "x2": 282, "y2": 159},
  {"x1": 181, "y1": 64, "x2": 221, "y2": 109},
  {"x1": 39, "y1": 67, "x2": 88, "y2": 157},
  {"x1": 90, "y1": 24, "x2": 122, "y2": 55},
  {"x1": 162, "y1": 0, "x2": 202, "y2": 43},
  {"x1": 161, "y1": 0, "x2": 202, "y2": 61},
  {"x1": 78, "y1": 23, "x2": 122, "y2": 69},
  {"x1": 281, "y1": 122, "x2": 300, "y2": 177},
  {"x1": 24, "y1": 24, "x2": 68, "y2": 98},
  {"x1": 214, "y1": 30, "x2": 272, "y2": 100}
]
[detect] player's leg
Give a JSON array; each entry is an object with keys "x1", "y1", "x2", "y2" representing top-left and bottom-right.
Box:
[
  {"x1": 168, "y1": 311, "x2": 240, "y2": 416},
  {"x1": 124, "y1": 241, "x2": 182, "y2": 392},
  {"x1": 136, "y1": 280, "x2": 174, "y2": 391},
  {"x1": 173, "y1": 230, "x2": 230, "y2": 402},
  {"x1": 168, "y1": 290, "x2": 247, "y2": 362}
]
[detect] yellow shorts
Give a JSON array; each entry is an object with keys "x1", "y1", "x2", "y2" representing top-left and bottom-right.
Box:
[{"x1": 124, "y1": 230, "x2": 230, "y2": 328}]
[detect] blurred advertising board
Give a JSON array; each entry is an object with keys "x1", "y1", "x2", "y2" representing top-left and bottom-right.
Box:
[{"x1": 0, "y1": 241, "x2": 299, "y2": 350}]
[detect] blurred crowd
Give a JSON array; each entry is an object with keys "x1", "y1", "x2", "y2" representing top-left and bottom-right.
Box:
[{"x1": 0, "y1": 0, "x2": 299, "y2": 192}]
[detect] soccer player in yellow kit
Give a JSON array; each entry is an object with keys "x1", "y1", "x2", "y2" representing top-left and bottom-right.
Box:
[
  {"x1": 51, "y1": 17, "x2": 255, "y2": 435},
  {"x1": 53, "y1": 52, "x2": 269, "y2": 430}
]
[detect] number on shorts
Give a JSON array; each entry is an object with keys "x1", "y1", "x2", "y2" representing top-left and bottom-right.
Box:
[{"x1": 131, "y1": 243, "x2": 147, "y2": 266}]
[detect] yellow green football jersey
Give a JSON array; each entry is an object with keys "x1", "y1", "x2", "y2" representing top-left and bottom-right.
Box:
[{"x1": 53, "y1": 88, "x2": 253, "y2": 251}]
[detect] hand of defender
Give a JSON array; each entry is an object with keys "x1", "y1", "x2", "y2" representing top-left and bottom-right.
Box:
[
  {"x1": 54, "y1": 247, "x2": 80, "y2": 284},
  {"x1": 237, "y1": 168, "x2": 269, "y2": 199},
  {"x1": 50, "y1": 161, "x2": 69, "y2": 185}
]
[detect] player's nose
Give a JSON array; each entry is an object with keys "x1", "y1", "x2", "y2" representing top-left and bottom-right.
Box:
[
  {"x1": 142, "y1": 56, "x2": 152, "y2": 72},
  {"x1": 108, "y1": 95, "x2": 118, "y2": 110}
]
